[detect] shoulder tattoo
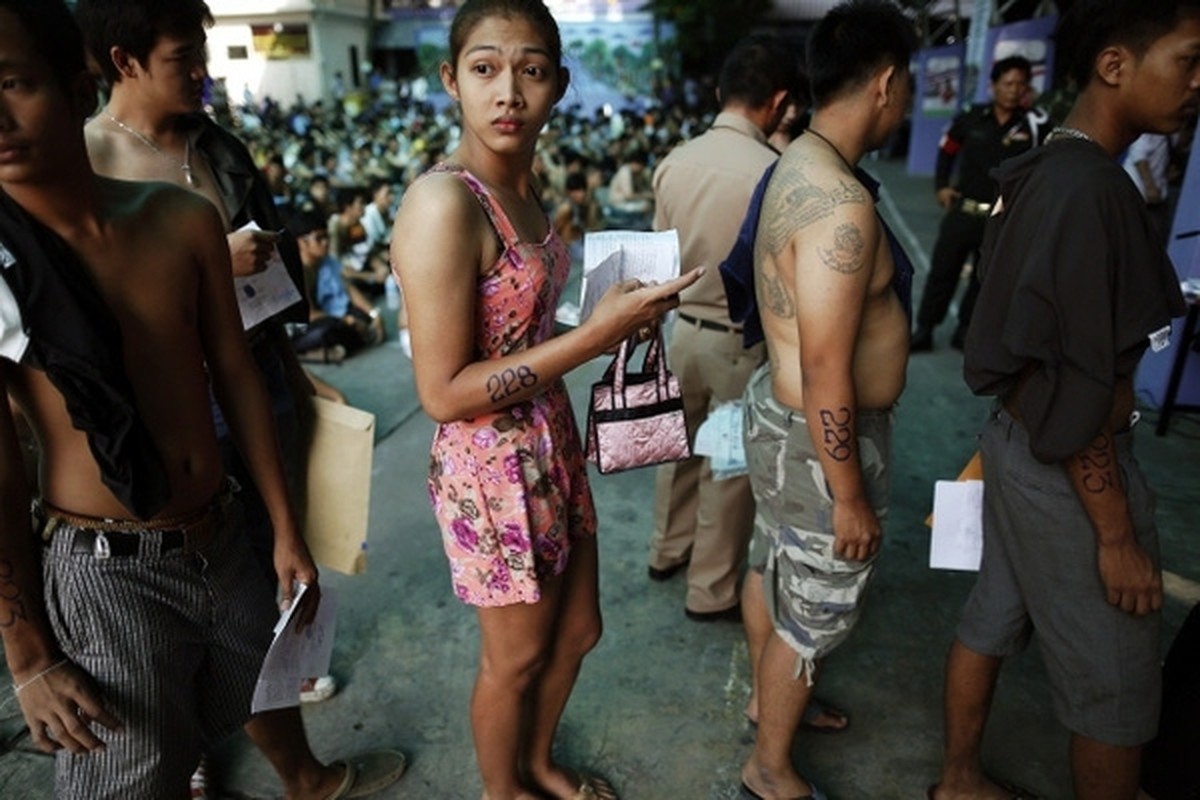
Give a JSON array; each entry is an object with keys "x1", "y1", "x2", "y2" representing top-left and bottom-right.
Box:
[
  {"x1": 761, "y1": 169, "x2": 869, "y2": 258},
  {"x1": 818, "y1": 222, "x2": 866, "y2": 274}
]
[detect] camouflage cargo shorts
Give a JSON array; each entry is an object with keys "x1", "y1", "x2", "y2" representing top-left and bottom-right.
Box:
[{"x1": 743, "y1": 365, "x2": 892, "y2": 681}]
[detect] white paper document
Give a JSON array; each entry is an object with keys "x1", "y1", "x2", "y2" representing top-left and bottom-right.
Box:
[
  {"x1": 929, "y1": 479, "x2": 984, "y2": 571},
  {"x1": 232, "y1": 221, "x2": 303, "y2": 330},
  {"x1": 692, "y1": 401, "x2": 747, "y2": 479},
  {"x1": 251, "y1": 583, "x2": 338, "y2": 714},
  {"x1": 579, "y1": 230, "x2": 680, "y2": 321}
]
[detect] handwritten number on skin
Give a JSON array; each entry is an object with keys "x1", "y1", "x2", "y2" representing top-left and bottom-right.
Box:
[
  {"x1": 1079, "y1": 433, "x2": 1117, "y2": 494},
  {"x1": 819, "y1": 407, "x2": 853, "y2": 462},
  {"x1": 487, "y1": 366, "x2": 538, "y2": 403},
  {"x1": 0, "y1": 559, "x2": 28, "y2": 629}
]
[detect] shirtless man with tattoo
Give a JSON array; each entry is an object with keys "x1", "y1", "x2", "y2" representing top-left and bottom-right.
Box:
[
  {"x1": 737, "y1": 2, "x2": 917, "y2": 798},
  {"x1": 0, "y1": 2, "x2": 318, "y2": 796}
]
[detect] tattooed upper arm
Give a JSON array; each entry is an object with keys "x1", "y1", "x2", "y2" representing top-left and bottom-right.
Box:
[
  {"x1": 818, "y1": 222, "x2": 867, "y2": 274},
  {"x1": 759, "y1": 166, "x2": 869, "y2": 259}
]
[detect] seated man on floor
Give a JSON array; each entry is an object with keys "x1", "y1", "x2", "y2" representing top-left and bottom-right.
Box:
[{"x1": 288, "y1": 210, "x2": 385, "y2": 361}]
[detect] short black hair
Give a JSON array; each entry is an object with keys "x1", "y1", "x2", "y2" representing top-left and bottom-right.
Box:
[
  {"x1": 718, "y1": 34, "x2": 804, "y2": 110},
  {"x1": 990, "y1": 55, "x2": 1033, "y2": 83},
  {"x1": 1056, "y1": 0, "x2": 1200, "y2": 89},
  {"x1": 0, "y1": 0, "x2": 87, "y2": 91},
  {"x1": 807, "y1": 0, "x2": 918, "y2": 108},
  {"x1": 74, "y1": 0, "x2": 214, "y2": 87},
  {"x1": 565, "y1": 172, "x2": 588, "y2": 192}
]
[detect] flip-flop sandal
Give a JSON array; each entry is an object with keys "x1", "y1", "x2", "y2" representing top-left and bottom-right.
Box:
[
  {"x1": 570, "y1": 773, "x2": 619, "y2": 800},
  {"x1": 927, "y1": 779, "x2": 1041, "y2": 800},
  {"x1": 325, "y1": 749, "x2": 408, "y2": 799},
  {"x1": 745, "y1": 697, "x2": 850, "y2": 734},
  {"x1": 800, "y1": 698, "x2": 850, "y2": 734},
  {"x1": 740, "y1": 779, "x2": 828, "y2": 800}
]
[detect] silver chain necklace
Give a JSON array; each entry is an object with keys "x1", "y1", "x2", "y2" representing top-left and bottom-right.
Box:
[
  {"x1": 104, "y1": 111, "x2": 199, "y2": 188},
  {"x1": 1047, "y1": 126, "x2": 1095, "y2": 144}
]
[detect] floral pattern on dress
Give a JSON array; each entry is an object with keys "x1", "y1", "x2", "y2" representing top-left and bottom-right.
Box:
[{"x1": 425, "y1": 166, "x2": 597, "y2": 607}]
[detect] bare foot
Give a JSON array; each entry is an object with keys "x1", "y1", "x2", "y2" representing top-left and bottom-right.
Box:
[
  {"x1": 745, "y1": 696, "x2": 850, "y2": 733},
  {"x1": 286, "y1": 763, "x2": 351, "y2": 800},
  {"x1": 530, "y1": 765, "x2": 617, "y2": 800},
  {"x1": 928, "y1": 777, "x2": 1034, "y2": 800},
  {"x1": 741, "y1": 758, "x2": 814, "y2": 800}
]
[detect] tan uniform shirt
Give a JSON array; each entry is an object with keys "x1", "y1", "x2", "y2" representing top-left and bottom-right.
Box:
[{"x1": 652, "y1": 111, "x2": 779, "y2": 322}]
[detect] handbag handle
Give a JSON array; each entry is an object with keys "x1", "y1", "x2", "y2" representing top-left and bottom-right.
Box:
[{"x1": 604, "y1": 322, "x2": 668, "y2": 410}]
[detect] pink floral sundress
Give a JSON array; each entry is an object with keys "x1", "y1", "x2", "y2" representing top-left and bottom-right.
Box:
[{"x1": 424, "y1": 165, "x2": 597, "y2": 607}]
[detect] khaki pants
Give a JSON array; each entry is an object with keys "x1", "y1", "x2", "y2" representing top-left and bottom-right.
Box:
[{"x1": 649, "y1": 314, "x2": 764, "y2": 612}]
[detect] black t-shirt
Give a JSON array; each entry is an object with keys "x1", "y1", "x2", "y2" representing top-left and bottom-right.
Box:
[{"x1": 963, "y1": 138, "x2": 1185, "y2": 462}]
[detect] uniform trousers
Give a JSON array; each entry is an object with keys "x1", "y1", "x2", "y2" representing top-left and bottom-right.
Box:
[
  {"x1": 915, "y1": 208, "x2": 987, "y2": 335},
  {"x1": 650, "y1": 314, "x2": 764, "y2": 613}
]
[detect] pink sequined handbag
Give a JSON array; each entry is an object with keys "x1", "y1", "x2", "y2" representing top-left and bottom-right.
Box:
[{"x1": 585, "y1": 325, "x2": 691, "y2": 474}]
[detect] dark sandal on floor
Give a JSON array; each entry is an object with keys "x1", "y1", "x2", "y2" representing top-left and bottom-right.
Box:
[{"x1": 740, "y1": 779, "x2": 827, "y2": 800}]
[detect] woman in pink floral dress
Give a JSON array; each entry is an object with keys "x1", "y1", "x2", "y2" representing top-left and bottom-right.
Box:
[{"x1": 390, "y1": 2, "x2": 700, "y2": 799}]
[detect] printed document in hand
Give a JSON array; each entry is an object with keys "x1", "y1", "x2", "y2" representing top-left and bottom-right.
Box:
[
  {"x1": 251, "y1": 582, "x2": 338, "y2": 713},
  {"x1": 579, "y1": 230, "x2": 680, "y2": 322},
  {"x1": 232, "y1": 221, "x2": 303, "y2": 330},
  {"x1": 929, "y1": 480, "x2": 984, "y2": 571}
]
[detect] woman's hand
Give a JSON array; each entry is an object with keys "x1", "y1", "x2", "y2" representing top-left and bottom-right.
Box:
[{"x1": 586, "y1": 268, "x2": 704, "y2": 350}]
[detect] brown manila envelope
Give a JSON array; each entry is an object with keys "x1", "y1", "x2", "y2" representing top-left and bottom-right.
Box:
[{"x1": 302, "y1": 396, "x2": 375, "y2": 575}]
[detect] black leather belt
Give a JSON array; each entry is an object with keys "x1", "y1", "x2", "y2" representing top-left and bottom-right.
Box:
[
  {"x1": 61, "y1": 527, "x2": 196, "y2": 558},
  {"x1": 38, "y1": 495, "x2": 223, "y2": 558},
  {"x1": 678, "y1": 311, "x2": 740, "y2": 334}
]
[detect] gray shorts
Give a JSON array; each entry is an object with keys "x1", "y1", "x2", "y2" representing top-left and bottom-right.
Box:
[
  {"x1": 40, "y1": 493, "x2": 276, "y2": 799},
  {"x1": 957, "y1": 407, "x2": 1162, "y2": 746},
  {"x1": 743, "y1": 365, "x2": 892, "y2": 680}
]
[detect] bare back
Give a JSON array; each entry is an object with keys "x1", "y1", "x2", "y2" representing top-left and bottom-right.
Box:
[
  {"x1": 2, "y1": 177, "x2": 245, "y2": 519},
  {"x1": 754, "y1": 137, "x2": 908, "y2": 411}
]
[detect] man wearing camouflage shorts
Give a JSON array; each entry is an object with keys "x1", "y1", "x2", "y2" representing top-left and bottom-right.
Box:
[
  {"x1": 736, "y1": 3, "x2": 916, "y2": 796},
  {"x1": 744, "y1": 365, "x2": 892, "y2": 676}
]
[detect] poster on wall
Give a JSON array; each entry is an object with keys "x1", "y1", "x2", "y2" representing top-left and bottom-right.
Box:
[
  {"x1": 907, "y1": 43, "x2": 965, "y2": 176},
  {"x1": 922, "y1": 53, "x2": 962, "y2": 117}
]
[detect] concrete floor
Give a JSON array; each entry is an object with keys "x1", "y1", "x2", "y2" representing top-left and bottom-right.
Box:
[{"x1": 1, "y1": 157, "x2": 1197, "y2": 799}]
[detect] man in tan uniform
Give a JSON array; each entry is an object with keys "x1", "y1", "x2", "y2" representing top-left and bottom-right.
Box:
[
  {"x1": 648, "y1": 34, "x2": 799, "y2": 621},
  {"x1": 738, "y1": 2, "x2": 916, "y2": 797}
]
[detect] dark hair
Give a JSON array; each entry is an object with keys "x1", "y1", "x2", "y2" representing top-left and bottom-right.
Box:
[
  {"x1": 565, "y1": 172, "x2": 588, "y2": 191},
  {"x1": 718, "y1": 34, "x2": 803, "y2": 110},
  {"x1": 286, "y1": 210, "x2": 327, "y2": 239},
  {"x1": 0, "y1": 0, "x2": 87, "y2": 91},
  {"x1": 1056, "y1": 0, "x2": 1200, "y2": 89},
  {"x1": 74, "y1": 0, "x2": 214, "y2": 87},
  {"x1": 448, "y1": 0, "x2": 561, "y2": 70},
  {"x1": 336, "y1": 186, "x2": 370, "y2": 211},
  {"x1": 990, "y1": 55, "x2": 1032, "y2": 83},
  {"x1": 806, "y1": 0, "x2": 918, "y2": 108}
]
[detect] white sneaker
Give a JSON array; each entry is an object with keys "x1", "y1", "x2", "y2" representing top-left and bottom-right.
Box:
[
  {"x1": 398, "y1": 329, "x2": 412, "y2": 359},
  {"x1": 299, "y1": 674, "x2": 338, "y2": 704}
]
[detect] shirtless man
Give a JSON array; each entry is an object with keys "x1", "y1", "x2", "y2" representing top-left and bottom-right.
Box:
[
  {"x1": 737, "y1": 2, "x2": 916, "y2": 798},
  {"x1": 0, "y1": 1, "x2": 316, "y2": 797},
  {"x1": 74, "y1": 1, "x2": 405, "y2": 796},
  {"x1": 932, "y1": 2, "x2": 1199, "y2": 798}
]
